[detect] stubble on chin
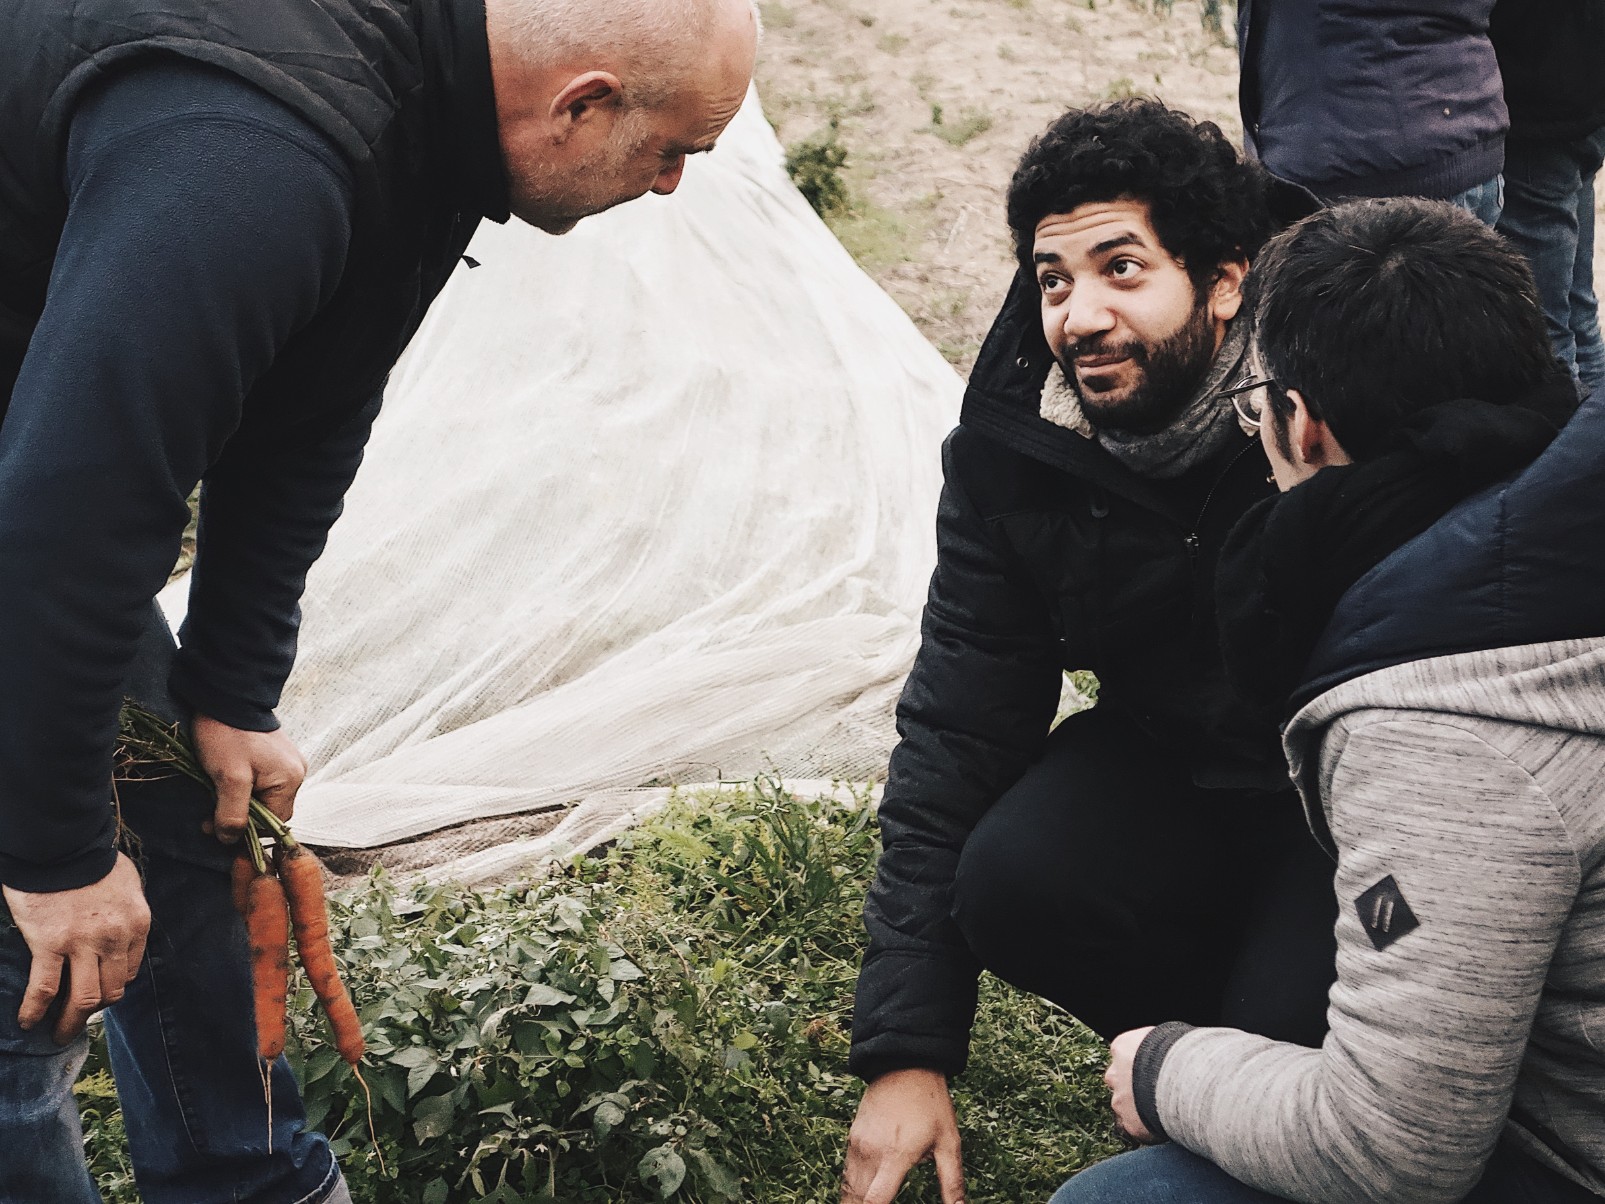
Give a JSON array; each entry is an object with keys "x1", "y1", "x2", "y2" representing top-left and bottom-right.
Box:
[
  {"x1": 1066, "y1": 303, "x2": 1218, "y2": 435},
  {"x1": 1066, "y1": 359, "x2": 1169, "y2": 435}
]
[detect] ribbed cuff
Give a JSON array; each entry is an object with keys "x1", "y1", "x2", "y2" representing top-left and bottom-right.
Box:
[
  {"x1": 168, "y1": 663, "x2": 280, "y2": 732},
  {"x1": 0, "y1": 840, "x2": 119, "y2": 894},
  {"x1": 1132, "y1": 1021, "x2": 1195, "y2": 1143}
]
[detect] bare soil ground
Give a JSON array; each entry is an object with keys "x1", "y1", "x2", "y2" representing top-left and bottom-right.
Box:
[{"x1": 754, "y1": 0, "x2": 1605, "y2": 376}]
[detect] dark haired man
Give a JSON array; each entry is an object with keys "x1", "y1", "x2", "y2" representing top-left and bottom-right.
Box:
[
  {"x1": 1080, "y1": 199, "x2": 1601, "y2": 1204},
  {"x1": 840, "y1": 99, "x2": 1333, "y2": 1204}
]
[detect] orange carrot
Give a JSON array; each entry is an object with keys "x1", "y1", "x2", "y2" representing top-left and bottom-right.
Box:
[
  {"x1": 245, "y1": 866, "x2": 291, "y2": 1061},
  {"x1": 229, "y1": 850, "x2": 255, "y2": 916},
  {"x1": 277, "y1": 844, "x2": 366, "y2": 1065}
]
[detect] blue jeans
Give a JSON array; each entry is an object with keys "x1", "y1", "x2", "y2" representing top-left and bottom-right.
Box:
[
  {"x1": 1497, "y1": 128, "x2": 1605, "y2": 399},
  {"x1": 1447, "y1": 173, "x2": 1505, "y2": 229},
  {"x1": 1049, "y1": 1140, "x2": 1601, "y2": 1204},
  {"x1": 0, "y1": 609, "x2": 344, "y2": 1203}
]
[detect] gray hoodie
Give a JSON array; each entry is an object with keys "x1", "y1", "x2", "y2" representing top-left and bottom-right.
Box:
[{"x1": 1141, "y1": 637, "x2": 1605, "y2": 1203}]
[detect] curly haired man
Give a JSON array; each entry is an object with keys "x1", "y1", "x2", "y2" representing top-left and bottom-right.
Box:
[{"x1": 839, "y1": 100, "x2": 1333, "y2": 1204}]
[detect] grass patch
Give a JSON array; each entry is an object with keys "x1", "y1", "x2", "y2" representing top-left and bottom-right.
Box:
[
  {"x1": 827, "y1": 201, "x2": 915, "y2": 272},
  {"x1": 782, "y1": 123, "x2": 918, "y2": 271},
  {"x1": 927, "y1": 104, "x2": 995, "y2": 147},
  {"x1": 938, "y1": 337, "x2": 984, "y2": 366},
  {"x1": 80, "y1": 783, "x2": 1117, "y2": 1202}
]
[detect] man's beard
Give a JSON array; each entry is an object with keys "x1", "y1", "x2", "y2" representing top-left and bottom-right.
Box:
[
  {"x1": 509, "y1": 115, "x2": 655, "y2": 236},
  {"x1": 1058, "y1": 300, "x2": 1219, "y2": 435}
]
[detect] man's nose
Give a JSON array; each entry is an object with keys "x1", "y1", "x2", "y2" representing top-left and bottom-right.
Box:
[
  {"x1": 652, "y1": 157, "x2": 686, "y2": 195},
  {"x1": 1061, "y1": 285, "x2": 1116, "y2": 341}
]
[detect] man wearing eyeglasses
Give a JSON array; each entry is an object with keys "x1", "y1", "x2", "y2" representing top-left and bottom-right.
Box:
[
  {"x1": 841, "y1": 99, "x2": 1333, "y2": 1204},
  {"x1": 1079, "y1": 197, "x2": 1601, "y2": 1204}
]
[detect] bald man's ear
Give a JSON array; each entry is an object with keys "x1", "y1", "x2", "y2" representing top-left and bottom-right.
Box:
[
  {"x1": 548, "y1": 70, "x2": 624, "y2": 140},
  {"x1": 1208, "y1": 257, "x2": 1249, "y2": 324}
]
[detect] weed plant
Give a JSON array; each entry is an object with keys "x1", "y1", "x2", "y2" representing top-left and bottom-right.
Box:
[
  {"x1": 80, "y1": 783, "x2": 1118, "y2": 1202},
  {"x1": 784, "y1": 124, "x2": 851, "y2": 219}
]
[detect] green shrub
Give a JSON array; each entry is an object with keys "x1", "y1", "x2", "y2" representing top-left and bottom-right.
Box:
[
  {"x1": 81, "y1": 782, "x2": 1118, "y2": 1202},
  {"x1": 784, "y1": 126, "x2": 851, "y2": 219}
]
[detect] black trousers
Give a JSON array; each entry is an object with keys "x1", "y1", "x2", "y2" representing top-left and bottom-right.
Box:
[{"x1": 950, "y1": 706, "x2": 1338, "y2": 1046}]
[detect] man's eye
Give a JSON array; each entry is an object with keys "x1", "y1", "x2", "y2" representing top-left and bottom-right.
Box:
[
  {"x1": 1109, "y1": 258, "x2": 1141, "y2": 279},
  {"x1": 1038, "y1": 273, "x2": 1066, "y2": 294}
]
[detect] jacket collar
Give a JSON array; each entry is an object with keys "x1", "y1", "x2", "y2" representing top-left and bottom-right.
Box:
[{"x1": 420, "y1": 0, "x2": 511, "y2": 223}]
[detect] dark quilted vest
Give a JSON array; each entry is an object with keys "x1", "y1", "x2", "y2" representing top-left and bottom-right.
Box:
[{"x1": 0, "y1": 0, "x2": 478, "y2": 437}]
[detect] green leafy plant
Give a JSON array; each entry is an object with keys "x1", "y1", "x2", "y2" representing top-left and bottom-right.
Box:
[{"x1": 82, "y1": 782, "x2": 1119, "y2": 1202}]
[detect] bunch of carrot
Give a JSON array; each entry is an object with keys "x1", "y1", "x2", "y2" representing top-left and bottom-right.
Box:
[
  {"x1": 116, "y1": 704, "x2": 380, "y2": 1165},
  {"x1": 229, "y1": 802, "x2": 366, "y2": 1067}
]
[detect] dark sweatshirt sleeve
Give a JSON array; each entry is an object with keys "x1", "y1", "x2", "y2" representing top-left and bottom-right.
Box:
[
  {"x1": 170, "y1": 384, "x2": 381, "y2": 732},
  {"x1": 0, "y1": 62, "x2": 355, "y2": 892},
  {"x1": 849, "y1": 429, "x2": 1063, "y2": 1080}
]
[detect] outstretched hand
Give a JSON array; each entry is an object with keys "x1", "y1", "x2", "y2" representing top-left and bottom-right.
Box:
[
  {"x1": 193, "y1": 713, "x2": 306, "y2": 843},
  {"x1": 841, "y1": 1067, "x2": 966, "y2": 1204},
  {"x1": 3, "y1": 852, "x2": 150, "y2": 1043}
]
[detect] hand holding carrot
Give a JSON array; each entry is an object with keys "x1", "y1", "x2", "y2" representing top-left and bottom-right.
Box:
[
  {"x1": 2, "y1": 852, "x2": 150, "y2": 1043},
  {"x1": 193, "y1": 714, "x2": 307, "y2": 843}
]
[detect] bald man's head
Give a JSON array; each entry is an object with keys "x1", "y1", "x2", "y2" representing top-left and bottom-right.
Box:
[{"x1": 485, "y1": 0, "x2": 759, "y2": 232}]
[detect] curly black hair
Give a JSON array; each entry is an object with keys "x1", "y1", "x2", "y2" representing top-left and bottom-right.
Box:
[{"x1": 1006, "y1": 99, "x2": 1275, "y2": 288}]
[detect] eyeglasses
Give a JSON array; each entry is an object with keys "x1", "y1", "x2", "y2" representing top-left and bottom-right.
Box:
[{"x1": 1216, "y1": 376, "x2": 1274, "y2": 432}]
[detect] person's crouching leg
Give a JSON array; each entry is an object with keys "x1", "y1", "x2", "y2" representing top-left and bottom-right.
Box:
[{"x1": 1049, "y1": 1144, "x2": 1291, "y2": 1204}]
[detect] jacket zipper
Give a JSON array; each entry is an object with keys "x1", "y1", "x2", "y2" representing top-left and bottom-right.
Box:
[{"x1": 1186, "y1": 438, "x2": 1260, "y2": 559}]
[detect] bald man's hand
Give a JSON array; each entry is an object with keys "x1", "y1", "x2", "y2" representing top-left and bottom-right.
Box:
[
  {"x1": 193, "y1": 714, "x2": 305, "y2": 844},
  {"x1": 4, "y1": 853, "x2": 149, "y2": 1043},
  {"x1": 841, "y1": 1068, "x2": 965, "y2": 1204}
]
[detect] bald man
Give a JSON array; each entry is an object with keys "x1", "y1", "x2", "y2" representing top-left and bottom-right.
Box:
[{"x1": 0, "y1": 0, "x2": 755, "y2": 1199}]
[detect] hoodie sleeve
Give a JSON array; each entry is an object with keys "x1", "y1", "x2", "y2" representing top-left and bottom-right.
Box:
[
  {"x1": 0, "y1": 63, "x2": 353, "y2": 891},
  {"x1": 1135, "y1": 716, "x2": 1579, "y2": 1204}
]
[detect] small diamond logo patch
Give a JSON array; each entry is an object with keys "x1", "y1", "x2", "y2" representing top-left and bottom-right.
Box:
[{"x1": 1355, "y1": 875, "x2": 1419, "y2": 951}]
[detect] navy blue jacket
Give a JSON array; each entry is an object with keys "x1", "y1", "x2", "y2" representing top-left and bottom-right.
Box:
[
  {"x1": 1301, "y1": 385, "x2": 1605, "y2": 708},
  {"x1": 0, "y1": 0, "x2": 506, "y2": 892},
  {"x1": 849, "y1": 280, "x2": 1289, "y2": 1082},
  {"x1": 1237, "y1": 0, "x2": 1507, "y2": 201}
]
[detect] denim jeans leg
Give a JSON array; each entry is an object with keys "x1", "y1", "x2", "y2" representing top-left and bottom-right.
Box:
[
  {"x1": 105, "y1": 770, "x2": 340, "y2": 1204},
  {"x1": 104, "y1": 608, "x2": 343, "y2": 1203},
  {"x1": 1446, "y1": 173, "x2": 1505, "y2": 228},
  {"x1": 0, "y1": 909, "x2": 103, "y2": 1204},
  {"x1": 1499, "y1": 140, "x2": 1590, "y2": 380},
  {"x1": 1048, "y1": 1145, "x2": 1292, "y2": 1204},
  {"x1": 1566, "y1": 132, "x2": 1605, "y2": 399}
]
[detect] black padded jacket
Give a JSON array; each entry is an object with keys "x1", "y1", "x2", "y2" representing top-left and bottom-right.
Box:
[{"x1": 849, "y1": 273, "x2": 1293, "y2": 1080}]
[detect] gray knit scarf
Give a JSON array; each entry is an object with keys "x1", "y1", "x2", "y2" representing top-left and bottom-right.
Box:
[{"x1": 1039, "y1": 317, "x2": 1255, "y2": 479}]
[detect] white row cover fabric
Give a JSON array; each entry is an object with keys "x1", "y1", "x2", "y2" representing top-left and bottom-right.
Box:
[{"x1": 163, "y1": 91, "x2": 961, "y2": 864}]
